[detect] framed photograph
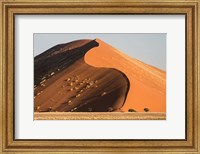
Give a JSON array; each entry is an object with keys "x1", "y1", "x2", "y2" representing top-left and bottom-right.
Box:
[
  {"x1": 33, "y1": 33, "x2": 166, "y2": 120},
  {"x1": 1, "y1": 0, "x2": 199, "y2": 153}
]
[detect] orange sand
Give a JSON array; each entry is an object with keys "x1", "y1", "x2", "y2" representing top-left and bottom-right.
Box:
[{"x1": 85, "y1": 39, "x2": 166, "y2": 112}]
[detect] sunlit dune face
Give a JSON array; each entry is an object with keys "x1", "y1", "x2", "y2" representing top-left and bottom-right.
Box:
[{"x1": 85, "y1": 38, "x2": 166, "y2": 112}]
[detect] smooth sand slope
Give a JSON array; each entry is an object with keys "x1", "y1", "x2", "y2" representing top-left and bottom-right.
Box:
[{"x1": 85, "y1": 39, "x2": 166, "y2": 112}]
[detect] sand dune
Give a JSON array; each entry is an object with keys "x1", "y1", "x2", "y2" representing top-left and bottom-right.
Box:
[
  {"x1": 34, "y1": 38, "x2": 166, "y2": 113},
  {"x1": 85, "y1": 39, "x2": 166, "y2": 112},
  {"x1": 34, "y1": 40, "x2": 129, "y2": 112}
]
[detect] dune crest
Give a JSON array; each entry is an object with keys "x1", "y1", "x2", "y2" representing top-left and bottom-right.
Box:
[{"x1": 85, "y1": 38, "x2": 166, "y2": 112}]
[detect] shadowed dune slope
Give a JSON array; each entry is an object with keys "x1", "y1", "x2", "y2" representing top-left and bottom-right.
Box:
[
  {"x1": 34, "y1": 40, "x2": 130, "y2": 112},
  {"x1": 85, "y1": 39, "x2": 166, "y2": 112}
]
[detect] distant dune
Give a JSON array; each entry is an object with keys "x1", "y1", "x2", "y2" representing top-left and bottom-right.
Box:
[
  {"x1": 85, "y1": 39, "x2": 166, "y2": 112},
  {"x1": 34, "y1": 38, "x2": 166, "y2": 113}
]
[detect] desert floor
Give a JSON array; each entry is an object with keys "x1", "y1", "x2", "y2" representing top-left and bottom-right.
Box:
[{"x1": 34, "y1": 112, "x2": 166, "y2": 120}]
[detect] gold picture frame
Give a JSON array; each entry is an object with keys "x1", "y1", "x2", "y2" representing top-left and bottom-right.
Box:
[{"x1": 0, "y1": 0, "x2": 199, "y2": 153}]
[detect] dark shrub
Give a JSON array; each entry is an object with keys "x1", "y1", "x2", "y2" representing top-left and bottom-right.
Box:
[{"x1": 128, "y1": 109, "x2": 136, "y2": 112}]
